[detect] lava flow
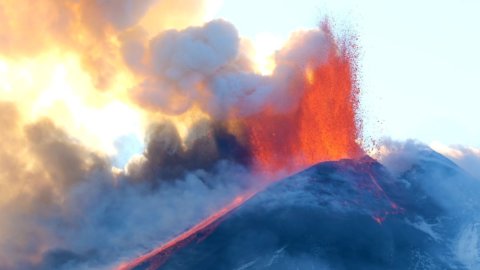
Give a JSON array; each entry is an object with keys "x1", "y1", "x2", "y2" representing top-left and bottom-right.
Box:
[
  {"x1": 117, "y1": 191, "x2": 258, "y2": 270},
  {"x1": 119, "y1": 25, "x2": 364, "y2": 270}
]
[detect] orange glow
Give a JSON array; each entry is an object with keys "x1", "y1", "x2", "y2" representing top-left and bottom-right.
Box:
[
  {"x1": 0, "y1": 53, "x2": 143, "y2": 155},
  {"x1": 244, "y1": 38, "x2": 363, "y2": 175},
  {"x1": 305, "y1": 65, "x2": 315, "y2": 84},
  {"x1": 0, "y1": 0, "x2": 219, "y2": 157}
]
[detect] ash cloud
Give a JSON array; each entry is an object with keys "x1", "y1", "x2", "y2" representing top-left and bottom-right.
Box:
[
  {"x1": 0, "y1": 0, "x2": 210, "y2": 88},
  {"x1": 126, "y1": 119, "x2": 252, "y2": 182},
  {"x1": 0, "y1": 103, "x2": 255, "y2": 270},
  {"x1": 130, "y1": 19, "x2": 335, "y2": 117},
  {"x1": 131, "y1": 19, "x2": 243, "y2": 114},
  {"x1": 1, "y1": 0, "x2": 337, "y2": 117}
]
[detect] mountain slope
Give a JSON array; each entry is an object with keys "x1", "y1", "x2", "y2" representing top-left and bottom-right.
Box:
[{"x1": 130, "y1": 153, "x2": 480, "y2": 270}]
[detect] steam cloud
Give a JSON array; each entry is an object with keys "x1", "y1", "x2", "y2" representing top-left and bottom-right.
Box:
[{"x1": 130, "y1": 19, "x2": 334, "y2": 117}]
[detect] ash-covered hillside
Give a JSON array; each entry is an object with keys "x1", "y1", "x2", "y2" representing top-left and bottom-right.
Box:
[{"x1": 131, "y1": 150, "x2": 480, "y2": 270}]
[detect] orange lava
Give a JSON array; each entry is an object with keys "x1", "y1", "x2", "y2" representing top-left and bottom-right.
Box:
[
  {"x1": 244, "y1": 33, "x2": 363, "y2": 175},
  {"x1": 117, "y1": 191, "x2": 258, "y2": 270}
]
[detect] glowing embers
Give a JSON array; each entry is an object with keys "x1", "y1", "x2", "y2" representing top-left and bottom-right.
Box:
[{"x1": 244, "y1": 46, "x2": 363, "y2": 175}]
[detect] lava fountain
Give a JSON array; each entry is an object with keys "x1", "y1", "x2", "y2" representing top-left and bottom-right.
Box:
[{"x1": 244, "y1": 36, "x2": 363, "y2": 175}]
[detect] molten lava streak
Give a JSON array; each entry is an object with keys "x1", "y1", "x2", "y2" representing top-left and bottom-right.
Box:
[
  {"x1": 117, "y1": 191, "x2": 258, "y2": 270},
  {"x1": 119, "y1": 28, "x2": 363, "y2": 270}
]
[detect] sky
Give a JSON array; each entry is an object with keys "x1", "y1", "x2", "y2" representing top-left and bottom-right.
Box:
[{"x1": 215, "y1": 0, "x2": 480, "y2": 147}]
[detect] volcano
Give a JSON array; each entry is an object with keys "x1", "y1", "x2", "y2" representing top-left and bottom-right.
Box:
[{"x1": 122, "y1": 149, "x2": 480, "y2": 270}]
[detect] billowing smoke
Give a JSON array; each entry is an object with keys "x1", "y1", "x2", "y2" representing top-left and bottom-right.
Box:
[
  {"x1": 126, "y1": 120, "x2": 252, "y2": 182},
  {"x1": 0, "y1": 0, "x2": 217, "y2": 88},
  {"x1": 0, "y1": 102, "x2": 256, "y2": 270},
  {"x1": 0, "y1": 1, "x2": 362, "y2": 270},
  {"x1": 130, "y1": 19, "x2": 334, "y2": 117}
]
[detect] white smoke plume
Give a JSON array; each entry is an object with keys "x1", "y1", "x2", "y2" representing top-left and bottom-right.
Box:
[{"x1": 130, "y1": 19, "x2": 335, "y2": 117}]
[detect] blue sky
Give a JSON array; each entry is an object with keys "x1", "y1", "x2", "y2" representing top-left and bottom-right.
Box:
[{"x1": 215, "y1": 0, "x2": 480, "y2": 147}]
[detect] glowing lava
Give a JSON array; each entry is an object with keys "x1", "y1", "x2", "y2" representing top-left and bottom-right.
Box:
[
  {"x1": 244, "y1": 34, "x2": 363, "y2": 174},
  {"x1": 117, "y1": 191, "x2": 258, "y2": 270}
]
